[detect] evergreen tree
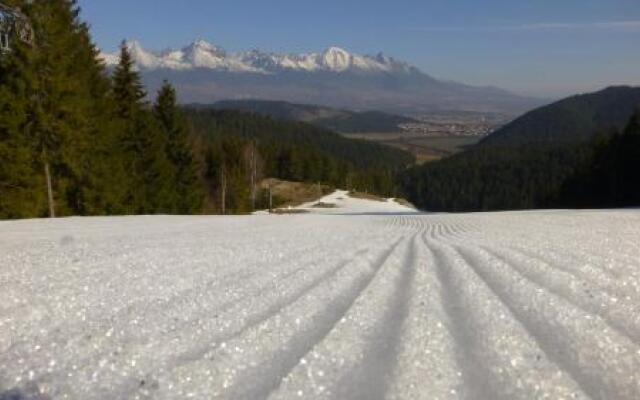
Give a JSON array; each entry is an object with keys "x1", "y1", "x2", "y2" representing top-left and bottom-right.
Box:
[
  {"x1": 1, "y1": 0, "x2": 121, "y2": 218},
  {"x1": 112, "y1": 42, "x2": 174, "y2": 214},
  {"x1": 153, "y1": 81, "x2": 202, "y2": 213},
  {"x1": 0, "y1": 24, "x2": 44, "y2": 218}
]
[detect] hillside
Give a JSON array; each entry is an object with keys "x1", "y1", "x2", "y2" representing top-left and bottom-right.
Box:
[
  {"x1": 208, "y1": 100, "x2": 418, "y2": 133},
  {"x1": 183, "y1": 108, "x2": 414, "y2": 212},
  {"x1": 184, "y1": 108, "x2": 414, "y2": 171},
  {"x1": 401, "y1": 98, "x2": 640, "y2": 212},
  {"x1": 480, "y1": 86, "x2": 640, "y2": 146}
]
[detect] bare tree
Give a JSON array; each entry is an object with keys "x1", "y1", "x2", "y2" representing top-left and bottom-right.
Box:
[{"x1": 244, "y1": 140, "x2": 263, "y2": 211}]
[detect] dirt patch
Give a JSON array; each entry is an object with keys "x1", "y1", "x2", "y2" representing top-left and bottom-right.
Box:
[
  {"x1": 393, "y1": 198, "x2": 416, "y2": 209},
  {"x1": 348, "y1": 191, "x2": 387, "y2": 202},
  {"x1": 259, "y1": 178, "x2": 334, "y2": 209},
  {"x1": 271, "y1": 208, "x2": 310, "y2": 214},
  {"x1": 312, "y1": 202, "x2": 338, "y2": 209}
]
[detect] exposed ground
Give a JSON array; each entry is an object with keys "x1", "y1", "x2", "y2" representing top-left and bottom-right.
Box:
[
  {"x1": 1, "y1": 191, "x2": 639, "y2": 399},
  {"x1": 341, "y1": 133, "x2": 482, "y2": 164},
  {"x1": 259, "y1": 178, "x2": 333, "y2": 208}
]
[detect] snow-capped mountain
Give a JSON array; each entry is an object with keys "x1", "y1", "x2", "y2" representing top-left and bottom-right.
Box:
[
  {"x1": 101, "y1": 40, "x2": 416, "y2": 75},
  {"x1": 100, "y1": 40, "x2": 541, "y2": 115}
]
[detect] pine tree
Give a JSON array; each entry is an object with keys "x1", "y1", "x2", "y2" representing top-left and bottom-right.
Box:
[
  {"x1": 112, "y1": 43, "x2": 174, "y2": 214},
  {"x1": 0, "y1": 28, "x2": 44, "y2": 218},
  {"x1": 153, "y1": 81, "x2": 202, "y2": 213},
  {"x1": 1, "y1": 0, "x2": 121, "y2": 218}
]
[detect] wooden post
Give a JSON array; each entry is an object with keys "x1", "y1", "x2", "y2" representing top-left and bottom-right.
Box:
[{"x1": 268, "y1": 184, "x2": 273, "y2": 213}]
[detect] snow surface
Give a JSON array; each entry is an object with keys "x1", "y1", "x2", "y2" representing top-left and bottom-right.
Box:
[
  {"x1": 98, "y1": 40, "x2": 414, "y2": 75},
  {"x1": 1, "y1": 191, "x2": 640, "y2": 399}
]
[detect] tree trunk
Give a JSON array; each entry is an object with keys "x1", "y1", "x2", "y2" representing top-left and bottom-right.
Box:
[
  {"x1": 43, "y1": 150, "x2": 55, "y2": 218},
  {"x1": 220, "y1": 167, "x2": 227, "y2": 215},
  {"x1": 250, "y1": 144, "x2": 256, "y2": 211}
]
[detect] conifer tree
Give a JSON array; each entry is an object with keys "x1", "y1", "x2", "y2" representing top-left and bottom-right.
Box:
[
  {"x1": 153, "y1": 81, "x2": 202, "y2": 213},
  {"x1": 112, "y1": 43, "x2": 174, "y2": 213},
  {"x1": 0, "y1": 25, "x2": 44, "y2": 218},
  {"x1": 1, "y1": 0, "x2": 120, "y2": 218}
]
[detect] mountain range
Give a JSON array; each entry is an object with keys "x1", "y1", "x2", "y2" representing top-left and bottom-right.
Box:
[{"x1": 101, "y1": 40, "x2": 542, "y2": 115}]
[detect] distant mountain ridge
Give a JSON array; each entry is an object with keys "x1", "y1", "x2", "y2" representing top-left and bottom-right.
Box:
[
  {"x1": 480, "y1": 86, "x2": 640, "y2": 146},
  {"x1": 101, "y1": 40, "x2": 417, "y2": 75},
  {"x1": 205, "y1": 100, "x2": 418, "y2": 133},
  {"x1": 100, "y1": 40, "x2": 542, "y2": 115}
]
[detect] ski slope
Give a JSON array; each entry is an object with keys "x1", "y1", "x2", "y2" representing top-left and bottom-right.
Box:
[{"x1": 1, "y1": 191, "x2": 640, "y2": 399}]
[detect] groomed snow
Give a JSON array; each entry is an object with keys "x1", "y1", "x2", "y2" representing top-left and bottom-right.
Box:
[{"x1": 1, "y1": 191, "x2": 640, "y2": 399}]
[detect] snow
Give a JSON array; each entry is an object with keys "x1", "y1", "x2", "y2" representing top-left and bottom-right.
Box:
[
  {"x1": 99, "y1": 40, "x2": 414, "y2": 75},
  {"x1": 1, "y1": 191, "x2": 640, "y2": 399}
]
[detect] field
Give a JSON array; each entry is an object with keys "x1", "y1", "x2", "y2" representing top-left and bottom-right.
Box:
[
  {"x1": 342, "y1": 133, "x2": 483, "y2": 164},
  {"x1": 1, "y1": 191, "x2": 639, "y2": 399}
]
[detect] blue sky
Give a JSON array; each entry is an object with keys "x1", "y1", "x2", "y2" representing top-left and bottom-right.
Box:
[{"x1": 78, "y1": 0, "x2": 640, "y2": 98}]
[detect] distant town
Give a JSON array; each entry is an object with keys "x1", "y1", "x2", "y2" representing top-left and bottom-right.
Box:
[{"x1": 400, "y1": 112, "x2": 512, "y2": 137}]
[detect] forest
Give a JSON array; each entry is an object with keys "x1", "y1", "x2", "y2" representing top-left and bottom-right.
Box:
[
  {"x1": 2, "y1": 1, "x2": 639, "y2": 220},
  {"x1": 402, "y1": 110, "x2": 640, "y2": 212},
  {"x1": 0, "y1": 0, "x2": 412, "y2": 219}
]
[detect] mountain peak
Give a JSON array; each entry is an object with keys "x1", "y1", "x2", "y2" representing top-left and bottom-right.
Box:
[
  {"x1": 100, "y1": 40, "x2": 419, "y2": 75},
  {"x1": 322, "y1": 46, "x2": 352, "y2": 72}
]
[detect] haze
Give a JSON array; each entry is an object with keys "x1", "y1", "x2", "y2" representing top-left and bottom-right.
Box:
[{"x1": 78, "y1": 0, "x2": 640, "y2": 99}]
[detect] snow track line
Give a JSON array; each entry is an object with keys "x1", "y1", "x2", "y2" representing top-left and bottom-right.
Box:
[
  {"x1": 381, "y1": 230, "x2": 463, "y2": 400},
  {"x1": 330, "y1": 234, "x2": 418, "y2": 400},
  {"x1": 453, "y1": 243, "x2": 640, "y2": 400},
  {"x1": 16, "y1": 232, "x2": 381, "y2": 396},
  {"x1": 0, "y1": 237, "x2": 328, "y2": 345},
  {"x1": 170, "y1": 247, "x2": 373, "y2": 369},
  {"x1": 480, "y1": 245, "x2": 640, "y2": 344},
  {"x1": 426, "y1": 234, "x2": 590, "y2": 400},
  {"x1": 160, "y1": 237, "x2": 407, "y2": 399},
  {"x1": 266, "y1": 236, "x2": 414, "y2": 400},
  {"x1": 102, "y1": 244, "x2": 380, "y2": 398},
  {"x1": 17, "y1": 243, "x2": 343, "y2": 383},
  {"x1": 424, "y1": 234, "x2": 506, "y2": 400},
  {"x1": 508, "y1": 242, "x2": 640, "y2": 301}
]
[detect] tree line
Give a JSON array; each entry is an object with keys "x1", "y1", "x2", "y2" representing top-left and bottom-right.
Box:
[
  {"x1": 185, "y1": 107, "x2": 410, "y2": 213},
  {"x1": 401, "y1": 110, "x2": 640, "y2": 212},
  {"x1": 0, "y1": 0, "x2": 412, "y2": 219},
  {"x1": 0, "y1": 0, "x2": 202, "y2": 218}
]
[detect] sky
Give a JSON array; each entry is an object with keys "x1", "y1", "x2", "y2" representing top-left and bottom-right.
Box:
[{"x1": 77, "y1": 0, "x2": 640, "y2": 99}]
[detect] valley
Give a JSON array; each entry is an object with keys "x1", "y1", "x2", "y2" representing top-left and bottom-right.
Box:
[{"x1": 342, "y1": 133, "x2": 482, "y2": 164}]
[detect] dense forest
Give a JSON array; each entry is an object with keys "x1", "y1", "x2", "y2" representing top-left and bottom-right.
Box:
[
  {"x1": 0, "y1": 0, "x2": 412, "y2": 219},
  {"x1": 481, "y1": 86, "x2": 640, "y2": 146},
  {"x1": 402, "y1": 110, "x2": 640, "y2": 211},
  {"x1": 210, "y1": 99, "x2": 418, "y2": 133}
]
